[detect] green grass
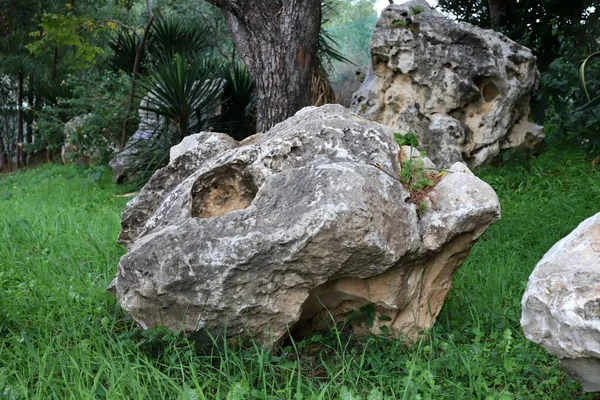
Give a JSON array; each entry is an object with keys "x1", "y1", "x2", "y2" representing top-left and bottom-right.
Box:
[{"x1": 1, "y1": 143, "x2": 599, "y2": 399}]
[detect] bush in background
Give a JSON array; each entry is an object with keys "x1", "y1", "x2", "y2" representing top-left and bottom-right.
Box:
[
  {"x1": 541, "y1": 38, "x2": 600, "y2": 157},
  {"x1": 30, "y1": 71, "x2": 132, "y2": 164}
]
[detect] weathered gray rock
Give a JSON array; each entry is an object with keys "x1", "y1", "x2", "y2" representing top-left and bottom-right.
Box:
[
  {"x1": 522, "y1": 213, "x2": 600, "y2": 392},
  {"x1": 350, "y1": 0, "x2": 544, "y2": 168},
  {"x1": 108, "y1": 129, "x2": 153, "y2": 184},
  {"x1": 62, "y1": 113, "x2": 92, "y2": 164},
  {"x1": 110, "y1": 104, "x2": 500, "y2": 346}
]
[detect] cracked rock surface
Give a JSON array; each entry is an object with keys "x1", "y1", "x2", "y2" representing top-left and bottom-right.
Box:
[
  {"x1": 110, "y1": 104, "x2": 500, "y2": 346},
  {"x1": 350, "y1": 0, "x2": 544, "y2": 168},
  {"x1": 522, "y1": 213, "x2": 600, "y2": 392}
]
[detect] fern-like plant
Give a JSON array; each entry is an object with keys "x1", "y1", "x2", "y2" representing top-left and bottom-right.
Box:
[{"x1": 122, "y1": 55, "x2": 223, "y2": 187}]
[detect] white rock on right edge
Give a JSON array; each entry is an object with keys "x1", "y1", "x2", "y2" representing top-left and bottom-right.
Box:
[{"x1": 521, "y1": 212, "x2": 600, "y2": 392}]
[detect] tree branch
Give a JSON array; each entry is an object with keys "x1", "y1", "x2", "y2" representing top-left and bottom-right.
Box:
[
  {"x1": 105, "y1": 19, "x2": 141, "y2": 40},
  {"x1": 120, "y1": 0, "x2": 154, "y2": 150}
]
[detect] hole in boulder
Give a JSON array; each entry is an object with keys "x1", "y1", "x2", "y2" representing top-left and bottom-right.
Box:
[
  {"x1": 288, "y1": 276, "x2": 388, "y2": 341},
  {"x1": 473, "y1": 76, "x2": 500, "y2": 102},
  {"x1": 191, "y1": 167, "x2": 258, "y2": 218}
]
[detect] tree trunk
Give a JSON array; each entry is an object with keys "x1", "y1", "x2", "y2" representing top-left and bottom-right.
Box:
[
  {"x1": 487, "y1": 0, "x2": 504, "y2": 28},
  {"x1": 120, "y1": 4, "x2": 154, "y2": 150},
  {"x1": 25, "y1": 74, "x2": 34, "y2": 165},
  {"x1": 52, "y1": 48, "x2": 59, "y2": 82},
  {"x1": 206, "y1": 0, "x2": 321, "y2": 132},
  {"x1": 16, "y1": 70, "x2": 24, "y2": 169},
  {"x1": 0, "y1": 129, "x2": 8, "y2": 172}
]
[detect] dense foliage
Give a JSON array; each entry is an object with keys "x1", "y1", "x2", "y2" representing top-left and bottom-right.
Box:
[
  {"x1": 1, "y1": 0, "x2": 362, "y2": 182},
  {"x1": 30, "y1": 71, "x2": 131, "y2": 164},
  {"x1": 0, "y1": 0, "x2": 252, "y2": 175}
]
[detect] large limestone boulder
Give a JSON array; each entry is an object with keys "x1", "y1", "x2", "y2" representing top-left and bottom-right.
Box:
[
  {"x1": 521, "y1": 213, "x2": 600, "y2": 392},
  {"x1": 350, "y1": 0, "x2": 544, "y2": 168},
  {"x1": 110, "y1": 104, "x2": 500, "y2": 346}
]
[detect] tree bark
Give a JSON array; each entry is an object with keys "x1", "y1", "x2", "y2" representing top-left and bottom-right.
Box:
[
  {"x1": 0, "y1": 128, "x2": 8, "y2": 172},
  {"x1": 52, "y1": 48, "x2": 59, "y2": 82},
  {"x1": 24, "y1": 74, "x2": 34, "y2": 165},
  {"x1": 16, "y1": 70, "x2": 24, "y2": 169},
  {"x1": 487, "y1": 0, "x2": 504, "y2": 28},
  {"x1": 205, "y1": 0, "x2": 321, "y2": 133}
]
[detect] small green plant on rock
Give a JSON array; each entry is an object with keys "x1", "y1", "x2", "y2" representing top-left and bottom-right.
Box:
[
  {"x1": 418, "y1": 200, "x2": 428, "y2": 214},
  {"x1": 409, "y1": 5, "x2": 425, "y2": 15},
  {"x1": 394, "y1": 132, "x2": 420, "y2": 147},
  {"x1": 394, "y1": 132, "x2": 447, "y2": 215},
  {"x1": 391, "y1": 19, "x2": 409, "y2": 28},
  {"x1": 394, "y1": 133, "x2": 435, "y2": 191},
  {"x1": 400, "y1": 152, "x2": 435, "y2": 192}
]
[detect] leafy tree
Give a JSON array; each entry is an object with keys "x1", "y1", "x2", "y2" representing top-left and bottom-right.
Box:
[
  {"x1": 0, "y1": 0, "x2": 43, "y2": 169},
  {"x1": 323, "y1": 0, "x2": 376, "y2": 26},
  {"x1": 25, "y1": 7, "x2": 106, "y2": 73},
  {"x1": 1, "y1": 0, "x2": 130, "y2": 169}
]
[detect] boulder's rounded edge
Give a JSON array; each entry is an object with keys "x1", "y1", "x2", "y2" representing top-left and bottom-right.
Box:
[{"x1": 521, "y1": 212, "x2": 600, "y2": 392}]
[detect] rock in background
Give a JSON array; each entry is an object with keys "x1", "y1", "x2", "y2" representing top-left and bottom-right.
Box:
[
  {"x1": 350, "y1": 0, "x2": 544, "y2": 168},
  {"x1": 522, "y1": 212, "x2": 600, "y2": 392},
  {"x1": 62, "y1": 113, "x2": 92, "y2": 164},
  {"x1": 110, "y1": 104, "x2": 500, "y2": 347}
]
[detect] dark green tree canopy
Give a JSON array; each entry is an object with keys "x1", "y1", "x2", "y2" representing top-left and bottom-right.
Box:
[{"x1": 436, "y1": 0, "x2": 600, "y2": 70}]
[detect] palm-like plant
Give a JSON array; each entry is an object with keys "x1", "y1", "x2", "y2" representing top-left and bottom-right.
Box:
[
  {"x1": 121, "y1": 55, "x2": 223, "y2": 187},
  {"x1": 215, "y1": 62, "x2": 257, "y2": 140},
  {"x1": 147, "y1": 15, "x2": 212, "y2": 64},
  {"x1": 138, "y1": 56, "x2": 222, "y2": 140},
  {"x1": 312, "y1": 1, "x2": 354, "y2": 105},
  {"x1": 107, "y1": 29, "x2": 140, "y2": 75}
]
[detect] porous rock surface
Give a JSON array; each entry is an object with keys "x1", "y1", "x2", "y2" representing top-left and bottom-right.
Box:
[
  {"x1": 110, "y1": 104, "x2": 500, "y2": 346},
  {"x1": 522, "y1": 213, "x2": 600, "y2": 392},
  {"x1": 350, "y1": 0, "x2": 544, "y2": 168}
]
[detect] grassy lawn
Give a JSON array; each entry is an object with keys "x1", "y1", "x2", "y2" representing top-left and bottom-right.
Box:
[{"x1": 1, "y1": 143, "x2": 599, "y2": 399}]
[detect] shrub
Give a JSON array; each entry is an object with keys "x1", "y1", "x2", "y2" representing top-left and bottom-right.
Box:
[
  {"x1": 30, "y1": 71, "x2": 132, "y2": 164},
  {"x1": 541, "y1": 39, "x2": 600, "y2": 156}
]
